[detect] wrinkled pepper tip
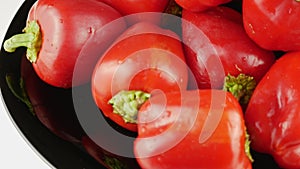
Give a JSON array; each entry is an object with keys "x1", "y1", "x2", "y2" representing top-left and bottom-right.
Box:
[
  {"x1": 108, "y1": 90, "x2": 151, "y2": 124},
  {"x1": 164, "y1": 0, "x2": 183, "y2": 17},
  {"x1": 223, "y1": 73, "x2": 256, "y2": 105},
  {"x1": 3, "y1": 20, "x2": 42, "y2": 63},
  {"x1": 245, "y1": 131, "x2": 254, "y2": 163}
]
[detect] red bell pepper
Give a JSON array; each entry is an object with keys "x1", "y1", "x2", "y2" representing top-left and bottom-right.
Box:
[
  {"x1": 181, "y1": 6, "x2": 275, "y2": 91},
  {"x1": 4, "y1": 0, "x2": 126, "y2": 88},
  {"x1": 245, "y1": 51, "x2": 300, "y2": 169},
  {"x1": 91, "y1": 22, "x2": 188, "y2": 132},
  {"x1": 134, "y1": 90, "x2": 253, "y2": 168},
  {"x1": 98, "y1": 0, "x2": 170, "y2": 24},
  {"x1": 243, "y1": 0, "x2": 300, "y2": 51},
  {"x1": 175, "y1": 0, "x2": 232, "y2": 12}
]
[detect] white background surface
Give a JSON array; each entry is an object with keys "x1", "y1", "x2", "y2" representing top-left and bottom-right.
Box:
[{"x1": 0, "y1": 0, "x2": 51, "y2": 168}]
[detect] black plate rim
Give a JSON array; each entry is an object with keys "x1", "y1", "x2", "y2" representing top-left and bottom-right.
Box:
[{"x1": 0, "y1": 0, "x2": 105, "y2": 168}]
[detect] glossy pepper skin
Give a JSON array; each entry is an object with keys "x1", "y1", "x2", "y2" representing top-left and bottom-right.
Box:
[
  {"x1": 181, "y1": 6, "x2": 275, "y2": 89},
  {"x1": 243, "y1": 0, "x2": 300, "y2": 51},
  {"x1": 91, "y1": 22, "x2": 188, "y2": 132},
  {"x1": 98, "y1": 0, "x2": 170, "y2": 24},
  {"x1": 245, "y1": 52, "x2": 300, "y2": 169},
  {"x1": 175, "y1": 0, "x2": 232, "y2": 12},
  {"x1": 4, "y1": 0, "x2": 126, "y2": 88},
  {"x1": 134, "y1": 90, "x2": 253, "y2": 169}
]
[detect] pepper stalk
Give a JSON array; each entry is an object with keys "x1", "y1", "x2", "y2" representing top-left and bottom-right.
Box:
[
  {"x1": 108, "y1": 90, "x2": 151, "y2": 123},
  {"x1": 223, "y1": 73, "x2": 256, "y2": 105},
  {"x1": 245, "y1": 130, "x2": 254, "y2": 163},
  {"x1": 4, "y1": 20, "x2": 42, "y2": 63}
]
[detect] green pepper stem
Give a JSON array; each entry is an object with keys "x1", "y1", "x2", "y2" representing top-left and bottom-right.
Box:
[
  {"x1": 108, "y1": 90, "x2": 151, "y2": 123},
  {"x1": 164, "y1": 0, "x2": 182, "y2": 17},
  {"x1": 245, "y1": 131, "x2": 254, "y2": 163},
  {"x1": 3, "y1": 20, "x2": 42, "y2": 63},
  {"x1": 223, "y1": 73, "x2": 256, "y2": 105},
  {"x1": 5, "y1": 74, "x2": 34, "y2": 115}
]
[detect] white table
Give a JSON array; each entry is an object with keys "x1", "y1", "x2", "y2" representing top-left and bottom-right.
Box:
[{"x1": 0, "y1": 1, "x2": 51, "y2": 168}]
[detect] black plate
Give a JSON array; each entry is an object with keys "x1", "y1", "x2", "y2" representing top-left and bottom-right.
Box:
[
  {"x1": 0, "y1": 0, "x2": 105, "y2": 168},
  {"x1": 0, "y1": 0, "x2": 281, "y2": 169}
]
